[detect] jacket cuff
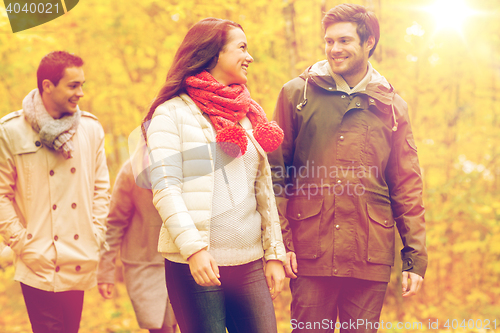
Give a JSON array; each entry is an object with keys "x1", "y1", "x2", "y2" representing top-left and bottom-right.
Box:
[
  {"x1": 264, "y1": 241, "x2": 287, "y2": 265},
  {"x1": 401, "y1": 255, "x2": 427, "y2": 278},
  {"x1": 97, "y1": 276, "x2": 116, "y2": 285},
  {"x1": 182, "y1": 243, "x2": 209, "y2": 261},
  {"x1": 264, "y1": 252, "x2": 287, "y2": 265}
]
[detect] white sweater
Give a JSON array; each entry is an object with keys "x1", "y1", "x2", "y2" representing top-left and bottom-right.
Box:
[{"x1": 210, "y1": 118, "x2": 264, "y2": 265}]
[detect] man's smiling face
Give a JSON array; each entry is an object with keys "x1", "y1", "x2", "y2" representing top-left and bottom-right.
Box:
[
  {"x1": 43, "y1": 66, "x2": 85, "y2": 119},
  {"x1": 324, "y1": 21, "x2": 374, "y2": 87}
]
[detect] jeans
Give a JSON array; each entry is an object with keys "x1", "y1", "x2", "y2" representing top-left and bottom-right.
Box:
[
  {"x1": 165, "y1": 259, "x2": 277, "y2": 333},
  {"x1": 290, "y1": 276, "x2": 388, "y2": 333},
  {"x1": 20, "y1": 282, "x2": 84, "y2": 333}
]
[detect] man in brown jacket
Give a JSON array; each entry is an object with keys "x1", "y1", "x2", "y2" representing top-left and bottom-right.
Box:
[
  {"x1": 0, "y1": 51, "x2": 110, "y2": 332},
  {"x1": 268, "y1": 4, "x2": 427, "y2": 333}
]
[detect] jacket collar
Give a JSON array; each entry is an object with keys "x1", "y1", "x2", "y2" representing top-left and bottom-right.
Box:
[
  {"x1": 301, "y1": 60, "x2": 396, "y2": 106},
  {"x1": 178, "y1": 93, "x2": 268, "y2": 159},
  {"x1": 299, "y1": 60, "x2": 399, "y2": 131}
]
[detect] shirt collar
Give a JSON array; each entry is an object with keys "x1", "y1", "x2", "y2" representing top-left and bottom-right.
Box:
[{"x1": 327, "y1": 62, "x2": 373, "y2": 94}]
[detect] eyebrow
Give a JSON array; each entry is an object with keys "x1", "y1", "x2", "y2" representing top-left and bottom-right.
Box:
[{"x1": 324, "y1": 35, "x2": 355, "y2": 40}]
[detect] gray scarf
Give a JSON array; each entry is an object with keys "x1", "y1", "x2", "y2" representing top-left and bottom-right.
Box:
[{"x1": 23, "y1": 89, "x2": 81, "y2": 159}]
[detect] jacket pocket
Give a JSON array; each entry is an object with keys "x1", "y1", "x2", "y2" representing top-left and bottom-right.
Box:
[
  {"x1": 366, "y1": 202, "x2": 395, "y2": 266},
  {"x1": 406, "y1": 135, "x2": 420, "y2": 168},
  {"x1": 337, "y1": 123, "x2": 368, "y2": 163},
  {"x1": 20, "y1": 240, "x2": 56, "y2": 277},
  {"x1": 286, "y1": 197, "x2": 324, "y2": 259}
]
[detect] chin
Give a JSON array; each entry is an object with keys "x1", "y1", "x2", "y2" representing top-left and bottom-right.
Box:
[
  {"x1": 238, "y1": 72, "x2": 248, "y2": 83},
  {"x1": 330, "y1": 65, "x2": 349, "y2": 76}
]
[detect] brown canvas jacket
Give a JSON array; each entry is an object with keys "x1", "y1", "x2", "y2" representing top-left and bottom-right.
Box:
[{"x1": 268, "y1": 61, "x2": 427, "y2": 282}]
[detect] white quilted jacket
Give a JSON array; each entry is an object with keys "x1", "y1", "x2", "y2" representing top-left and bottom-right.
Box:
[{"x1": 147, "y1": 94, "x2": 286, "y2": 265}]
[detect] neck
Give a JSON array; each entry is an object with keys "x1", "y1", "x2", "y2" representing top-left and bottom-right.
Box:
[
  {"x1": 343, "y1": 64, "x2": 369, "y2": 87},
  {"x1": 208, "y1": 69, "x2": 229, "y2": 86},
  {"x1": 41, "y1": 92, "x2": 60, "y2": 119}
]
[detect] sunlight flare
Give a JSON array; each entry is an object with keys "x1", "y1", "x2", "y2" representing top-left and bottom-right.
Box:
[{"x1": 426, "y1": 0, "x2": 473, "y2": 33}]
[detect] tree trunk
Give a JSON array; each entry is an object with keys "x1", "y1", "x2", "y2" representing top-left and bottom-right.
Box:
[{"x1": 283, "y1": 0, "x2": 300, "y2": 78}]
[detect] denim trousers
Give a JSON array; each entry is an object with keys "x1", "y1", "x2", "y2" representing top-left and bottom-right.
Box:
[
  {"x1": 290, "y1": 276, "x2": 388, "y2": 333},
  {"x1": 165, "y1": 259, "x2": 278, "y2": 333},
  {"x1": 20, "y1": 282, "x2": 84, "y2": 333}
]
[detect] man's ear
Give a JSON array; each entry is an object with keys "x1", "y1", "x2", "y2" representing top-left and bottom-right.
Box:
[
  {"x1": 365, "y1": 36, "x2": 375, "y2": 53},
  {"x1": 42, "y1": 79, "x2": 54, "y2": 94}
]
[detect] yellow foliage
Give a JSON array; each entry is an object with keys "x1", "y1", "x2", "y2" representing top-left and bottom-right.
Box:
[{"x1": 2, "y1": 0, "x2": 500, "y2": 330}]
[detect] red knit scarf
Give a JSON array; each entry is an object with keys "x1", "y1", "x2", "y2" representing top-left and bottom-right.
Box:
[{"x1": 185, "y1": 71, "x2": 283, "y2": 157}]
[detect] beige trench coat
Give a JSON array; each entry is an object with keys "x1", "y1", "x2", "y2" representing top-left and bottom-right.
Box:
[
  {"x1": 97, "y1": 157, "x2": 175, "y2": 329},
  {"x1": 0, "y1": 110, "x2": 110, "y2": 292}
]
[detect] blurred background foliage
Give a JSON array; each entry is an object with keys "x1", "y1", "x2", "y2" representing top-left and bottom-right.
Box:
[{"x1": 1, "y1": 0, "x2": 500, "y2": 331}]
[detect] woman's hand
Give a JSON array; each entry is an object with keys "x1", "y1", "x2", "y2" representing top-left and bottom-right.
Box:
[
  {"x1": 264, "y1": 260, "x2": 285, "y2": 300},
  {"x1": 187, "y1": 249, "x2": 221, "y2": 286}
]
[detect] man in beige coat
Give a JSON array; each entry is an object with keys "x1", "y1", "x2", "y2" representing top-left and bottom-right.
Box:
[
  {"x1": 97, "y1": 145, "x2": 176, "y2": 333},
  {"x1": 0, "y1": 51, "x2": 110, "y2": 332}
]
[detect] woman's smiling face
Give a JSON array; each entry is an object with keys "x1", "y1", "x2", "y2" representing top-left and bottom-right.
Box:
[{"x1": 209, "y1": 28, "x2": 254, "y2": 86}]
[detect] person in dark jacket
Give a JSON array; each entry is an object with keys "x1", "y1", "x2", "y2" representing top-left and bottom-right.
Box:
[{"x1": 268, "y1": 4, "x2": 427, "y2": 333}]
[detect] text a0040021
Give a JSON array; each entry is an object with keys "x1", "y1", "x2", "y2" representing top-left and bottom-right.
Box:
[
  {"x1": 440, "y1": 319, "x2": 497, "y2": 330},
  {"x1": 5, "y1": 2, "x2": 60, "y2": 14}
]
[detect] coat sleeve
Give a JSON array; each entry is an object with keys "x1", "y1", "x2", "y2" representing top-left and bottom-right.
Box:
[
  {"x1": 147, "y1": 103, "x2": 207, "y2": 260},
  {"x1": 0, "y1": 123, "x2": 26, "y2": 255},
  {"x1": 254, "y1": 145, "x2": 287, "y2": 264},
  {"x1": 97, "y1": 161, "x2": 135, "y2": 284},
  {"x1": 386, "y1": 98, "x2": 427, "y2": 278},
  {"x1": 268, "y1": 85, "x2": 298, "y2": 253},
  {"x1": 92, "y1": 122, "x2": 111, "y2": 250}
]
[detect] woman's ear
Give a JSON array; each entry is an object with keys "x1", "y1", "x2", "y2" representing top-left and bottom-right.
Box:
[{"x1": 206, "y1": 55, "x2": 219, "y2": 71}]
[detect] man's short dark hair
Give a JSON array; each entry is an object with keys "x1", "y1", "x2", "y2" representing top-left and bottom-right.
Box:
[
  {"x1": 322, "y1": 3, "x2": 380, "y2": 58},
  {"x1": 37, "y1": 51, "x2": 84, "y2": 94}
]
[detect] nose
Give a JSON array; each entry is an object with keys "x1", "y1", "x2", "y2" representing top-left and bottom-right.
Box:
[
  {"x1": 76, "y1": 86, "x2": 84, "y2": 98},
  {"x1": 331, "y1": 42, "x2": 342, "y2": 54},
  {"x1": 246, "y1": 52, "x2": 254, "y2": 63}
]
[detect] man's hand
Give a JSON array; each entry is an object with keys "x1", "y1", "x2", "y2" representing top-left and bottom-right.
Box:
[
  {"x1": 284, "y1": 251, "x2": 298, "y2": 278},
  {"x1": 402, "y1": 271, "x2": 423, "y2": 297},
  {"x1": 187, "y1": 249, "x2": 221, "y2": 286},
  {"x1": 265, "y1": 260, "x2": 286, "y2": 300},
  {"x1": 98, "y1": 283, "x2": 114, "y2": 299}
]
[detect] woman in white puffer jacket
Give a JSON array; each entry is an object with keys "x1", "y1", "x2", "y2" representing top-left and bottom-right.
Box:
[{"x1": 142, "y1": 17, "x2": 287, "y2": 333}]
